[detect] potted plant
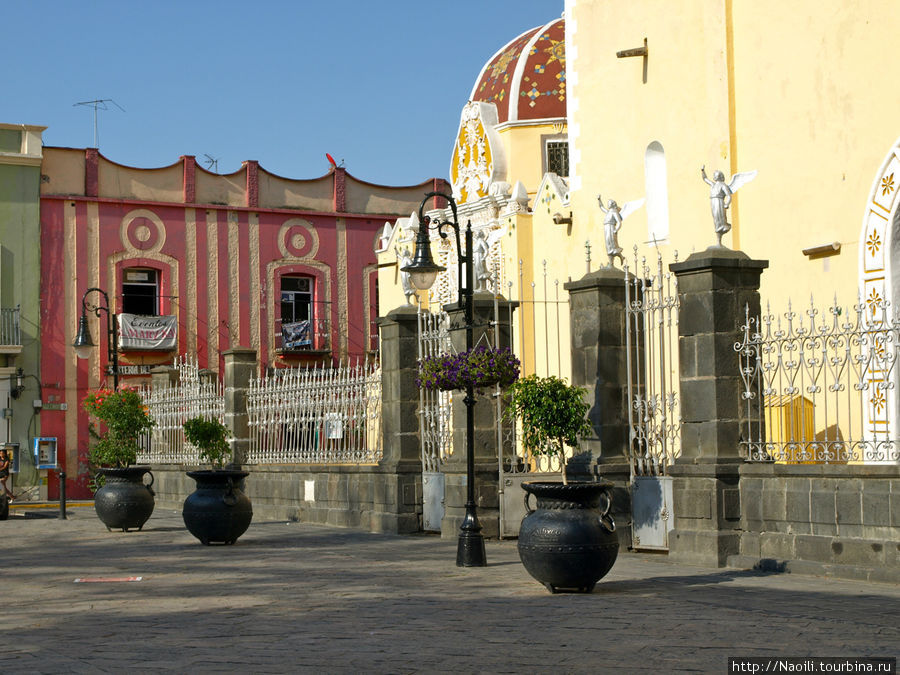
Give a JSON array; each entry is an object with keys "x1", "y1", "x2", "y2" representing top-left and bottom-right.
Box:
[
  {"x1": 83, "y1": 387, "x2": 156, "y2": 531},
  {"x1": 504, "y1": 375, "x2": 618, "y2": 593},
  {"x1": 181, "y1": 416, "x2": 253, "y2": 545},
  {"x1": 418, "y1": 345, "x2": 520, "y2": 392}
]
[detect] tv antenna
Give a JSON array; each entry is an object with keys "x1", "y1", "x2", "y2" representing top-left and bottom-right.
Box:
[
  {"x1": 73, "y1": 98, "x2": 125, "y2": 148},
  {"x1": 203, "y1": 154, "x2": 220, "y2": 173}
]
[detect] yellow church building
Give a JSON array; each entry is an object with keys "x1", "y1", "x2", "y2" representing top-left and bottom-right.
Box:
[{"x1": 377, "y1": 1, "x2": 900, "y2": 463}]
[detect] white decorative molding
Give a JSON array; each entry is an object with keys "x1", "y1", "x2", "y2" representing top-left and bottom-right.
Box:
[
  {"x1": 450, "y1": 101, "x2": 507, "y2": 204},
  {"x1": 859, "y1": 136, "x2": 900, "y2": 458}
]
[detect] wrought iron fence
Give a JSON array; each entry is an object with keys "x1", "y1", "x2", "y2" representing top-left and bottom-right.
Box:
[
  {"x1": 736, "y1": 297, "x2": 900, "y2": 463},
  {"x1": 417, "y1": 308, "x2": 454, "y2": 470},
  {"x1": 246, "y1": 360, "x2": 382, "y2": 464},
  {"x1": 138, "y1": 355, "x2": 224, "y2": 464},
  {"x1": 624, "y1": 248, "x2": 682, "y2": 477},
  {"x1": 500, "y1": 260, "x2": 569, "y2": 475}
]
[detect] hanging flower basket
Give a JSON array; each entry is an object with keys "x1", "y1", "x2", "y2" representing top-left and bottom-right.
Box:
[{"x1": 418, "y1": 345, "x2": 520, "y2": 392}]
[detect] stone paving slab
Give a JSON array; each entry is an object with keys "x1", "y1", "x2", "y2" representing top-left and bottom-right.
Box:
[{"x1": 0, "y1": 507, "x2": 898, "y2": 673}]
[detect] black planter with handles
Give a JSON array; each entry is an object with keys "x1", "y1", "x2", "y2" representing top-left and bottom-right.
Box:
[
  {"x1": 183, "y1": 469, "x2": 253, "y2": 545},
  {"x1": 517, "y1": 481, "x2": 619, "y2": 593},
  {"x1": 94, "y1": 466, "x2": 155, "y2": 531}
]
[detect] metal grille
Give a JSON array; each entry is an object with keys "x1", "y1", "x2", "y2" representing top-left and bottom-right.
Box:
[
  {"x1": 501, "y1": 260, "x2": 569, "y2": 475},
  {"x1": 417, "y1": 309, "x2": 453, "y2": 471},
  {"x1": 138, "y1": 355, "x2": 224, "y2": 464},
  {"x1": 736, "y1": 297, "x2": 900, "y2": 463},
  {"x1": 546, "y1": 141, "x2": 569, "y2": 177},
  {"x1": 246, "y1": 360, "x2": 382, "y2": 464},
  {"x1": 624, "y1": 248, "x2": 682, "y2": 477},
  {"x1": 0, "y1": 306, "x2": 20, "y2": 346}
]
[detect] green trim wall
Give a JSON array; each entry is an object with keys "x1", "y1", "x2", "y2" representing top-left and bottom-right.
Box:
[{"x1": 0, "y1": 133, "x2": 44, "y2": 493}]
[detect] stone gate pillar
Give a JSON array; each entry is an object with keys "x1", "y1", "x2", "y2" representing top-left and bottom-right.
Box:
[
  {"x1": 442, "y1": 292, "x2": 516, "y2": 539},
  {"x1": 376, "y1": 305, "x2": 422, "y2": 464},
  {"x1": 149, "y1": 364, "x2": 179, "y2": 390},
  {"x1": 565, "y1": 267, "x2": 639, "y2": 545},
  {"x1": 223, "y1": 347, "x2": 257, "y2": 467},
  {"x1": 374, "y1": 305, "x2": 424, "y2": 533},
  {"x1": 668, "y1": 248, "x2": 767, "y2": 566}
]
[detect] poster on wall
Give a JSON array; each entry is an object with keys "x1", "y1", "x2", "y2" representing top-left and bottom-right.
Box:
[
  {"x1": 118, "y1": 314, "x2": 177, "y2": 351},
  {"x1": 282, "y1": 320, "x2": 311, "y2": 349}
]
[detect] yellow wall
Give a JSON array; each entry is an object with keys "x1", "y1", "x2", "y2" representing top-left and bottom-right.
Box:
[
  {"x1": 567, "y1": 0, "x2": 900, "y2": 313},
  {"x1": 498, "y1": 124, "x2": 565, "y2": 201},
  {"x1": 731, "y1": 0, "x2": 900, "y2": 310}
]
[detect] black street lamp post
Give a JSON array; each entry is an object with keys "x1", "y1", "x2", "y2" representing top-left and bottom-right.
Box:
[
  {"x1": 402, "y1": 192, "x2": 487, "y2": 567},
  {"x1": 72, "y1": 287, "x2": 119, "y2": 390}
]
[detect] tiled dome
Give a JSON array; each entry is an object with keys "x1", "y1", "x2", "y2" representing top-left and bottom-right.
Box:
[{"x1": 469, "y1": 17, "x2": 565, "y2": 125}]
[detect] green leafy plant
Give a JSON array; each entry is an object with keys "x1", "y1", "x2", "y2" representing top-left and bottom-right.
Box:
[
  {"x1": 504, "y1": 375, "x2": 592, "y2": 485},
  {"x1": 83, "y1": 387, "x2": 155, "y2": 468},
  {"x1": 418, "y1": 345, "x2": 520, "y2": 392},
  {"x1": 183, "y1": 416, "x2": 232, "y2": 469}
]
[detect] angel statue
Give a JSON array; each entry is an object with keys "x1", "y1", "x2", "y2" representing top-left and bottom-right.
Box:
[
  {"x1": 470, "y1": 227, "x2": 507, "y2": 292},
  {"x1": 701, "y1": 165, "x2": 757, "y2": 247},
  {"x1": 597, "y1": 194, "x2": 645, "y2": 267},
  {"x1": 471, "y1": 230, "x2": 491, "y2": 292},
  {"x1": 395, "y1": 245, "x2": 416, "y2": 305}
]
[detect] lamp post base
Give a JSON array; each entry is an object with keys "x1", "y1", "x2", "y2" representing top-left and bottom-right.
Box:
[
  {"x1": 456, "y1": 531, "x2": 487, "y2": 567},
  {"x1": 456, "y1": 505, "x2": 487, "y2": 567}
]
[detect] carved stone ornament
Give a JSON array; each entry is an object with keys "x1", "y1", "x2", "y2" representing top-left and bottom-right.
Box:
[{"x1": 450, "y1": 102, "x2": 505, "y2": 205}]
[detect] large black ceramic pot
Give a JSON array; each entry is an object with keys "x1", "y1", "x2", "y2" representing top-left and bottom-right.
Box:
[
  {"x1": 94, "y1": 466, "x2": 155, "y2": 531},
  {"x1": 518, "y1": 481, "x2": 619, "y2": 593},
  {"x1": 183, "y1": 469, "x2": 253, "y2": 545}
]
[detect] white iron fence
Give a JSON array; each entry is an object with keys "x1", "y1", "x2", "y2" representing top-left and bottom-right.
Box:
[
  {"x1": 138, "y1": 355, "x2": 224, "y2": 464},
  {"x1": 624, "y1": 248, "x2": 682, "y2": 477},
  {"x1": 736, "y1": 297, "x2": 900, "y2": 463},
  {"x1": 417, "y1": 309, "x2": 454, "y2": 472},
  {"x1": 246, "y1": 361, "x2": 382, "y2": 464}
]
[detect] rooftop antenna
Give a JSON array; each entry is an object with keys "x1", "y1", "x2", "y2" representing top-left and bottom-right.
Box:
[
  {"x1": 73, "y1": 98, "x2": 125, "y2": 148},
  {"x1": 203, "y1": 154, "x2": 220, "y2": 173}
]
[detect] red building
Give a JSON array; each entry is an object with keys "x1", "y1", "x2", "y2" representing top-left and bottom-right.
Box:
[{"x1": 39, "y1": 148, "x2": 445, "y2": 497}]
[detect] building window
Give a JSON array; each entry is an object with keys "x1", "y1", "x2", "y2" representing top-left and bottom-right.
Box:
[
  {"x1": 546, "y1": 141, "x2": 569, "y2": 177},
  {"x1": 280, "y1": 276, "x2": 314, "y2": 350},
  {"x1": 122, "y1": 268, "x2": 159, "y2": 316}
]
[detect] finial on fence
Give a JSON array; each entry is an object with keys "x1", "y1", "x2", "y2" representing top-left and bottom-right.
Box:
[{"x1": 585, "y1": 240, "x2": 592, "y2": 274}]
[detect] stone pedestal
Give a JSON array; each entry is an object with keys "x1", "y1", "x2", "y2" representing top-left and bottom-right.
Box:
[
  {"x1": 441, "y1": 293, "x2": 515, "y2": 539},
  {"x1": 565, "y1": 267, "x2": 639, "y2": 546},
  {"x1": 668, "y1": 247, "x2": 767, "y2": 566},
  {"x1": 373, "y1": 306, "x2": 424, "y2": 533},
  {"x1": 375, "y1": 306, "x2": 422, "y2": 465},
  {"x1": 223, "y1": 348, "x2": 256, "y2": 466}
]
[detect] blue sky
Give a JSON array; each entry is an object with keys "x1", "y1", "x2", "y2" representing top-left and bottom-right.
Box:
[{"x1": 2, "y1": 1, "x2": 562, "y2": 186}]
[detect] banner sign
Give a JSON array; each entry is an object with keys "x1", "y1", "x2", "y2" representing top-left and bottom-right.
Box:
[
  {"x1": 282, "y1": 320, "x2": 311, "y2": 349},
  {"x1": 118, "y1": 314, "x2": 177, "y2": 351}
]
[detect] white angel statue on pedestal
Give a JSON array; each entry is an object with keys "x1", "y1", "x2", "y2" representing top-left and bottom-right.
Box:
[
  {"x1": 470, "y1": 226, "x2": 507, "y2": 292},
  {"x1": 395, "y1": 245, "x2": 416, "y2": 305},
  {"x1": 701, "y1": 166, "x2": 757, "y2": 247},
  {"x1": 597, "y1": 194, "x2": 645, "y2": 268}
]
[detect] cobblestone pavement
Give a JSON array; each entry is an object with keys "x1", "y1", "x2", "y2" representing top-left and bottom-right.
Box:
[{"x1": 1, "y1": 507, "x2": 898, "y2": 674}]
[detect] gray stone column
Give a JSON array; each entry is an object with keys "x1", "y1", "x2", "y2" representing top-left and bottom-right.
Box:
[
  {"x1": 375, "y1": 306, "x2": 421, "y2": 465},
  {"x1": 223, "y1": 347, "x2": 257, "y2": 467},
  {"x1": 668, "y1": 248, "x2": 768, "y2": 566},
  {"x1": 441, "y1": 292, "x2": 515, "y2": 539},
  {"x1": 565, "y1": 267, "x2": 637, "y2": 545},
  {"x1": 149, "y1": 365, "x2": 178, "y2": 389},
  {"x1": 373, "y1": 305, "x2": 423, "y2": 533},
  {"x1": 564, "y1": 268, "x2": 637, "y2": 468}
]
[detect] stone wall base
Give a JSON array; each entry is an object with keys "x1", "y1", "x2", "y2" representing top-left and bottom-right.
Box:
[
  {"x1": 150, "y1": 462, "x2": 422, "y2": 535},
  {"x1": 441, "y1": 463, "x2": 499, "y2": 539}
]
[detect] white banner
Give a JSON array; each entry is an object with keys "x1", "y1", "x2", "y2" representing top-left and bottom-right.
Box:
[{"x1": 118, "y1": 314, "x2": 177, "y2": 351}]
